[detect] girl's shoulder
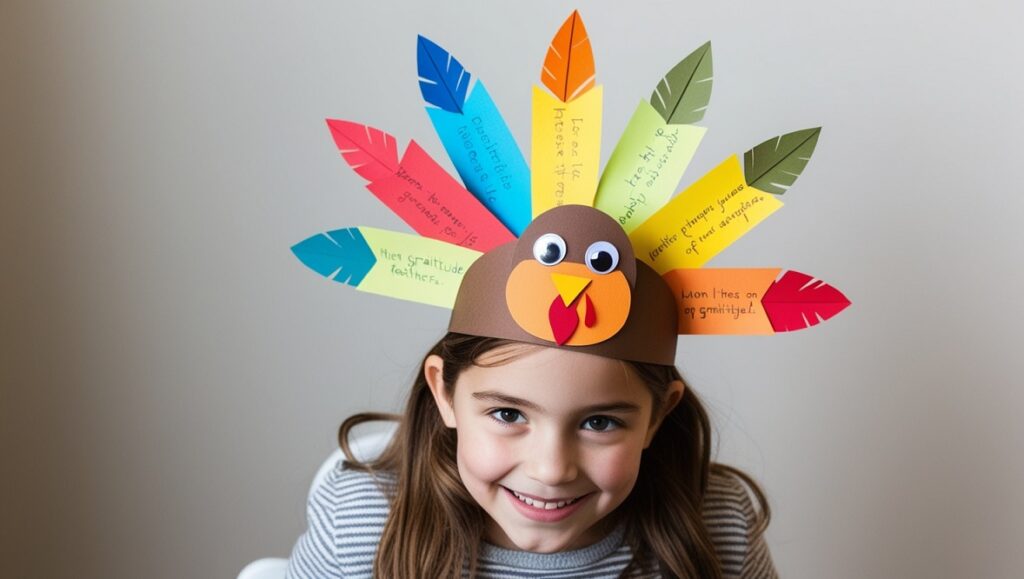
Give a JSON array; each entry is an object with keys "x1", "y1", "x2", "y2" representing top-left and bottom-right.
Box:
[
  {"x1": 704, "y1": 466, "x2": 762, "y2": 522},
  {"x1": 322, "y1": 459, "x2": 397, "y2": 499},
  {"x1": 310, "y1": 460, "x2": 398, "y2": 525},
  {"x1": 284, "y1": 461, "x2": 395, "y2": 579},
  {"x1": 702, "y1": 465, "x2": 777, "y2": 578}
]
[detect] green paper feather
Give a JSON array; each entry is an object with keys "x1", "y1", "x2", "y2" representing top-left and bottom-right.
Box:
[
  {"x1": 743, "y1": 127, "x2": 821, "y2": 195},
  {"x1": 650, "y1": 41, "x2": 713, "y2": 125}
]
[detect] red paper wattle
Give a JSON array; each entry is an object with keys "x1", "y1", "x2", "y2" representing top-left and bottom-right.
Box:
[
  {"x1": 584, "y1": 294, "x2": 596, "y2": 327},
  {"x1": 549, "y1": 295, "x2": 580, "y2": 345}
]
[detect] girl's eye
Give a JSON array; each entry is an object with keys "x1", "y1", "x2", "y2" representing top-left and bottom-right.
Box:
[
  {"x1": 489, "y1": 408, "x2": 525, "y2": 425},
  {"x1": 582, "y1": 416, "x2": 620, "y2": 432}
]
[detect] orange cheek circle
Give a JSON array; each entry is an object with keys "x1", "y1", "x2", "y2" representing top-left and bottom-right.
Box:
[{"x1": 505, "y1": 260, "x2": 631, "y2": 346}]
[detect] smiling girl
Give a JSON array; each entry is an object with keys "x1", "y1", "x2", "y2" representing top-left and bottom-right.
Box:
[
  {"x1": 284, "y1": 191, "x2": 790, "y2": 578},
  {"x1": 281, "y1": 11, "x2": 849, "y2": 575},
  {"x1": 283, "y1": 331, "x2": 776, "y2": 578}
]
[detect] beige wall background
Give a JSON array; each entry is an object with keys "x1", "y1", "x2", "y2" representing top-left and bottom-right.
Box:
[{"x1": 3, "y1": 0, "x2": 1022, "y2": 577}]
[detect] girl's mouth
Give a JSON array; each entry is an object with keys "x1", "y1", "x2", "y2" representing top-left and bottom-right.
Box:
[{"x1": 501, "y1": 486, "x2": 592, "y2": 523}]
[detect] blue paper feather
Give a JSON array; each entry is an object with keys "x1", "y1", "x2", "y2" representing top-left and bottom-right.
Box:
[
  {"x1": 417, "y1": 35, "x2": 471, "y2": 114},
  {"x1": 291, "y1": 228, "x2": 377, "y2": 286}
]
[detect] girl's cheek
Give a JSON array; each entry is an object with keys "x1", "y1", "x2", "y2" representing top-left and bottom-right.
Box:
[
  {"x1": 457, "y1": 424, "x2": 517, "y2": 481},
  {"x1": 586, "y1": 443, "x2": 644, "y2": 494}
]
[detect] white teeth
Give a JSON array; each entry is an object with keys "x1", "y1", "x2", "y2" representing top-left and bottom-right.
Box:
[{"x1": 510, "y1": 489, "x2": 578, "y2": 509}]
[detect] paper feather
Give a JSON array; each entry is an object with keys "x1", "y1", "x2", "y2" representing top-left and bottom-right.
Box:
[
  {"x1": 326, "y1": 119, "x2": 399, "y2": 182},
  {"x1": 417, "y1": 35, "x2": 471, "y2": 113},
  {"x1": 743, "y1": 127, "x2": 821, "y2": 195},
  {"x1": 541, "y1": 10, "x2": 595, "y2": 102},
  {"x1": 651, "y1": 41, "x2": 713, "y2": 125},
  {"x1": 291, "y1": 227, "x2": 376, "y2": 287},
  {"x1": 326, "y1": 119, "x2": 515, "y2": 251},
  {"x1": 762, "y1": 270, "x2": 851, "y2": 332}
]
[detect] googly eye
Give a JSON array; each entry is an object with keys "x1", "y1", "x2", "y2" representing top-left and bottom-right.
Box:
[
  {"x1": 585, "y1": 241, "x2": 619, "y2": 274},
  {"x1": 533, "y1": 233, "x2": 566, "y2": 266}
]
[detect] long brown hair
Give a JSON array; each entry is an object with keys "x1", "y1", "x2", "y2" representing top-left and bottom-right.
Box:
[{"x1": 338, "y1": 333, "x2": 770, "y2": 578}]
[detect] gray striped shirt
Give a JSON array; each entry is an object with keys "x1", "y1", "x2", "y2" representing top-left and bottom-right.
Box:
[{"x1": 285, "y1": 462, "x2": 777, "y2": 578}]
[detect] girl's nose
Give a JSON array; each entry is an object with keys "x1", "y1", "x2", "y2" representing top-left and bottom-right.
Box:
[{"x1": 524, "y1": 433, "x2": 579, "y2": 486}]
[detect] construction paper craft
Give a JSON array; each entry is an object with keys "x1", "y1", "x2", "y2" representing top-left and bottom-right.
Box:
[
  {"x1": 662, "y1": 268, "x2": 851, "y2": 334},
  {"x1": 594, "y1": 100, "x2": 705, "y2": 232},
  {"x1": 594, "y1": 42, "x2": 712, "y2": 232},
  {"x1": 418, "y1": 36, "x2": 532, "y2": 235},
  {"x1": 531, "y1": 10, "x2": 602, "y2": 215},
  {"x1": 327, "y1": 120, "x2": 515, "y2": 252},
  {"x1": 630, "y1": 155, "x2": 783, "y2": 273},
  {"x1": 294, "y1": 13, "x2": 851, "y2": 364},
  {"x1": 291, "y1": 226, "x2": 481, "y2": 308}
]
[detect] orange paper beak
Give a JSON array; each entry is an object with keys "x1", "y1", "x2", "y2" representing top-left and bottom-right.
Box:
[{"x1": 551, "y1": 273, "x2": 591, "y2": 306}]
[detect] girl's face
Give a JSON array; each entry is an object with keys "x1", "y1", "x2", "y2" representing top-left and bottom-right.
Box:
[{"x1": 425, "y1": 345, "x2": 683, "y2": 553}]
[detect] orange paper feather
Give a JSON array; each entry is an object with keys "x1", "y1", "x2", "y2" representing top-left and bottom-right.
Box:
[{"x1": 541, "y1": 10, "x2": 595, "y2": 102}]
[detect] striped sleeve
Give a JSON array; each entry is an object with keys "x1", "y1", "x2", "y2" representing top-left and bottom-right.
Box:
[
  {"x1": 737, "y1": 483, "x2": 777, "y2": 579},
  {"x1": 703, "y1": 470, "x2": 778, "y2": 579},
  {"x1": 284, "y1": 463, "x2": 393, "y2": 579},
  {"x1": 284, "y1": 463, "x2": 346, "y2": 579}
]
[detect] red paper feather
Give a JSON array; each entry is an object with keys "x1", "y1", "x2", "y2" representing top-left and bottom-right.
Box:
[
  {"x1": 326, "y1": 119, "x2": 399, "y2": 182},
  {"x1": 324, "y1": 119, "x2": 514, "y2": 252},
  {"x1": 762, "y1": 271, "x2": 851, "y2": 332}
]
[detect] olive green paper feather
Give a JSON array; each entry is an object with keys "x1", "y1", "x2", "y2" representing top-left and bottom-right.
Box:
[
  {"x1": 650, "y1": 42, "x2": 713, "y2": 124},
  {"x1": 743, "y1": 127, "x2": 821, "y2": 195}
]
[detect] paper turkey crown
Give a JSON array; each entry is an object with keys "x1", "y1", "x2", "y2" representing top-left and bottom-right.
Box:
[{"x1": 292, "y1": 10, "x2": 851, "y2": 365}]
